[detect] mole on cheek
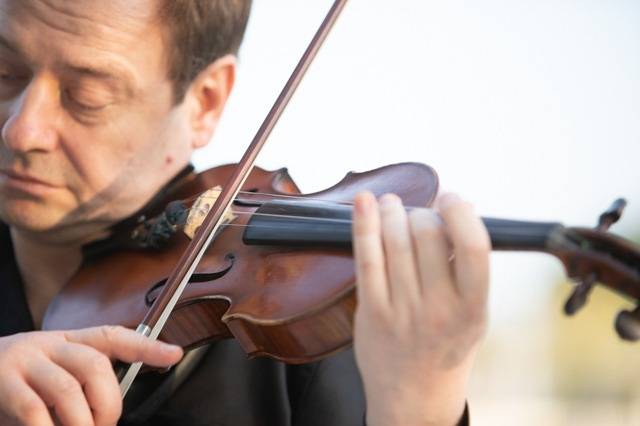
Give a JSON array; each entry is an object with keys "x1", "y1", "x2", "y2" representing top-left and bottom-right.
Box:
[{"x1": 165, "y1": 156, "x2": 174, "y2": 166}]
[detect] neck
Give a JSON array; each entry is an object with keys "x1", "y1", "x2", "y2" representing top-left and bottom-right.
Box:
[
  {"x1": 241, "y1": 199, "x2": 565, "y2": 253},
  {"x1": 10, "y1": 228, "x2": 90, "y2": 329}
]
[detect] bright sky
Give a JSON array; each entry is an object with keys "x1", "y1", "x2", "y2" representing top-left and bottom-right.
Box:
[{"x1": 193, "y1": 0, "x2": 640, "y2": 324}]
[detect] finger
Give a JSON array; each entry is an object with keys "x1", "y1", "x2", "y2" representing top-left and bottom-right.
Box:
[
  {"x1": 436, "y1": 193, "x2": 490, "y2": 302},
  {"x1": 49, "y1": 343, "x2": 121, "y2": 426},
  {"x1": 352, "y1": 191, "x2": 390, "y2": 311},
  {"x1": 408, "y1": 207, "x2": 455, "y2": 298},
  {"x1": 63, "y1": 326, "x2": 183, "y2": 368},
  {"x1": 0, "y1": 374, "x2": 54, "y2": 426},
  {"x1": 378, "y1": 193, "x2": 421, "y2": 306},
  {"x1": 23, "y1": 357, "x2": 93, "y2": 426}
]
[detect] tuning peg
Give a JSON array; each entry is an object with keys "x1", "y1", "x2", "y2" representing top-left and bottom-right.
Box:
[
  {"x1": 614, "y1": 306, "x2": 640, "y2": 341},
  {"x1": 596, "y1": 198, "x2": 627, "y2": 231},
  {"x1": 563, "y1": 274, "x2": 596, "y2": 316}
]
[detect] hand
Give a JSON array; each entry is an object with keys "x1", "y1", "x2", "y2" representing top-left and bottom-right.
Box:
[
  {"x1": 352, "y1": 192, "x2": 490, "y2": 426},
  {"x1": 0, "y1": 326, "x2": 183, "y2": 426}
]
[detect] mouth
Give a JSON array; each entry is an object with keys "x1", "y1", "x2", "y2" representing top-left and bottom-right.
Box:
[{"x1": 0, "y1": 169, "x2": 62, "y2": 192}]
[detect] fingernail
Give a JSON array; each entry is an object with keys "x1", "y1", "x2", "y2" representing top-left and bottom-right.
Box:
[
  {"x1": 437, "y1": 193, "x2": 462, "y2": 210},
  {"x1": 354, "y1": 192, "x2": 373, "y2": 214},
  {"x1": 161, "y1": 343, "x2": 182, "y2": 355},
  {"x1": 379, "y1": 193, "x2": 399, "y2": 207}
]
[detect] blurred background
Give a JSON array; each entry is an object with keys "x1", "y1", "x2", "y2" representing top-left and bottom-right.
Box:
[{"x1": 192, "y1": 1, "x2": 640, "y2": 424}]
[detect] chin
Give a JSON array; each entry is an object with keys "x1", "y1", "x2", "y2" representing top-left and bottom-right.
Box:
[{"x1": 0, "y1": 199, "x2": 72, "y2": 233}]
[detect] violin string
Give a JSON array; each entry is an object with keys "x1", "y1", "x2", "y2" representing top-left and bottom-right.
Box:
[
  {"x1": 154, "y1": 198, "x2": 544, "y2": 235},
  {"x1": 218, "y1": 222, "x2": 345, "y2": 230},
  {"x1": 184, "y1": 204, "x2": 430, "y2": 228},
  {"x1": 168, "y1": 190, "x2": 433, "y2": 232},
  {"x1": 228, "y1": 209, "x2": 354, "y2": 224},
  {"x1": 190, "y1": 194, "x2": 426, "y2": 220},
  {"x1": 234, "y1": 190, "x2": 357, "y2": 205},
  {"x1": 218, "y1": 189, "x2": 430, "y2": 210}
]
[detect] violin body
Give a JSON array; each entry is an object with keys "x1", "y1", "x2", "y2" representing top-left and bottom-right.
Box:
[{"x1": 44, "y1": 162, "x2": 438, "y2": 363}]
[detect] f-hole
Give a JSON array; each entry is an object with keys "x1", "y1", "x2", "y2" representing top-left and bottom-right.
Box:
[{"x1": 145, "y1": 253, "x2": 236, "y2": 306}]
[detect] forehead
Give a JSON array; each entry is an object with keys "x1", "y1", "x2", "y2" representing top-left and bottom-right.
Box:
[{"x1": 0, "y1": 0, "x2": 168, "y2": 80}]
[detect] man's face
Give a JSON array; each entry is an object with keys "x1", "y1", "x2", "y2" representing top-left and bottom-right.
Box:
[{"x1": 0, "y1": 0, "x2": 195, "y2": 239}]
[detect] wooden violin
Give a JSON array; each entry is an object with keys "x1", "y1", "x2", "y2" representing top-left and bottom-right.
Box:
[{"x1": 43, "y1": 161, "x2": 640, "y2": 377}]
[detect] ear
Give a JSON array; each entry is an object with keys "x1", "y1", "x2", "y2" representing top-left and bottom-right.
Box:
[{"x1": 185, "y1": 54, "x2": 237, "y2": 149}]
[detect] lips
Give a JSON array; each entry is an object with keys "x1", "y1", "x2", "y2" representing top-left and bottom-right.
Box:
[{"x1": 0, "y1": 169, "x2": 60, "y2": 188}]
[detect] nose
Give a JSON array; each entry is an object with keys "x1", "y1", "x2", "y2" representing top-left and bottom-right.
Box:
[{"x1": 1, "y1": 73, "x2": 59, "y2": 154}]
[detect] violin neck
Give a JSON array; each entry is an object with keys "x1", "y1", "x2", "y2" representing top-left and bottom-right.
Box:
[
  {"x1": 482, "y1": 217, "x2": 563, "y2": 251},
  {"x1": 242, "y1": 199, "x2": 564, "y2": 253}
]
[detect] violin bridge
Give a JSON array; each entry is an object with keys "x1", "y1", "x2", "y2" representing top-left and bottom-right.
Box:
[{"x1": 183, "y1": 186, "x2": 237, "y2": 240}]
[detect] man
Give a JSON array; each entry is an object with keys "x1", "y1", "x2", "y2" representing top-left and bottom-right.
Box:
[{"x1": 0, "y1": 1, "x2": 490, "y2": 425}]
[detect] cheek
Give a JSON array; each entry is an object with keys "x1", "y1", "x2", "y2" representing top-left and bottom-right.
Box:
[
  {"x1": 57, "y1": 94, "x2": 190, "y2": 219},
  {"x1": 60, "y1": 125, "x2": 142, "y2": 197},
  {"x1": 61, "y1": 116, "x2": 187, "y2": 212}
]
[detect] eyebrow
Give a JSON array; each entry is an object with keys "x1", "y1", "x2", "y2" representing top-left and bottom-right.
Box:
[
  {"x1": 65, "y1": 62, "x2": 138, "y2": 98},
  {"x1": 64, "y1": 63, "x2": 134, "y2": 84},
  {"x1": 0, "y1": 33, "x2": 136, "y2": 95}
]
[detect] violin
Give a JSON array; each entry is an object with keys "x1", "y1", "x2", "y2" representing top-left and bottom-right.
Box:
[
  {"x1": 40, "y1": 0, "x2": 640, "y2": 397},
  {"x1": 42, "y1": 162, "x2": 640, "y2": 355}
]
